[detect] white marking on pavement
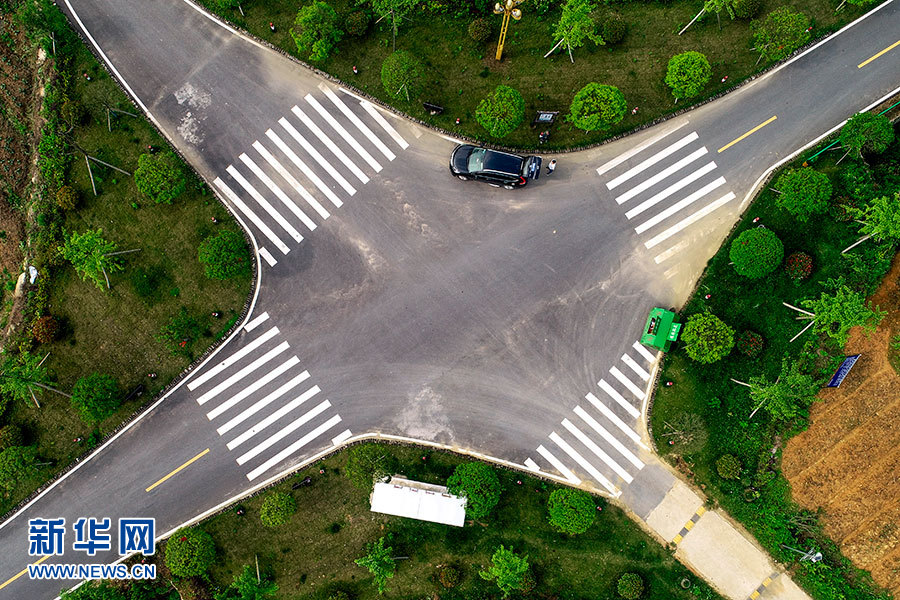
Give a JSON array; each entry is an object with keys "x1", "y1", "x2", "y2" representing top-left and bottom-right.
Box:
[
  {"x1": 303, "y1": 96, "x2": 382, "y2": 173},
  {"x1": 320, "y1": 85, "x2": 396, "y2": 160},
  {"x1": 196, "y1": 342, "x2": 289, "y2": 406},
  {"x1": 214, "y1": 178, "x2": 289, "y2": 255},
  {"x1": 188, "y1": 327, "x2": 279, "y2": 391},
  {"x1": 621, "y1": 354, "x2": 651, "y2": 381},
  {"x1": 664, "y1": 265, "x2": 680, "y2": 279},
  {"x1": 624, "y1": 162, "x2": 717, "y2": 219},
  {"x1": 631, "y1": 341, "x2": 657, "y2": 363},
  {"x1": 536, "y1": 444, "x2": 581, "y2": 484},
  {"x1": 644, "y1": 192, "x2": 736, "y2": 249},
  {"x1": 549, "y1": 432, "x2": 618, "y2": 494},
  {"x1": 607, "y1": 131, "x2": 699, "y2": 190},
  {"x1": 229, "y1": 391, "x2": 324, "y2": 450},
  {"x1": 226, "y1": 165, "x2": 304, "y2": 243},
  {"x1": 654, "y1": 239, "x2": 691, "y2": 264},
  {"x1": 243, "y1": 312, "x2": 269, "y2": 332},
  {"x1": 217, "y1": 372, "x2": 313, "y2": 435},
  {"x1": 615, "y1": 147, "x2": 708, "y2": 205},
  {"x1": 598, "y1": 379, "x2": 640, "y2": 418},
  {"x1": 562, "y1": 419, "x2": 633, "y2": 483},
  {"x1": 331, "y1": 429, "x2": 353, "y2": 446},
  {"x1": 585, "y1": 392, "x2": 647, "y2": 448},
  {"x1": 573, "y1": 407, "x2": 645, "y2": 469},
  {"x1": 266, "y1": 129, "x2": 344, "y2": 208},
  {"x1": 259, "y1": 247, "x2": 277, "y2": 267},
  {"x1": 360, "y1": 100, "x2": 409, "y2": 149},
  {"x1": 524, "y1": 457, "x2": 540, "y2": 471},
  {"x1": 245, "y1": 414, "x2": 343, "y2": 481},
  {"x1": 253, "y1": 141, "x2": 331, "y2": 219},
  {"x1": 240, "y1": 153, "x2": 317, "y2": 231},
  {"x1": 610, "y1": 366, "x2": 646, "y2": 401},
  {"x1": 595, "y1": 121, "x2": 687, "y2": 177},
  {"x1": 291, "y1": 105, "x2": 372, "y2": 182},
  {"x1": 278, "y1": 118, "x2": 357, "y2": 195},
  {"x1": 206, "y1": 357, "x2": 301, "y2": 421},
  {"x1": 634, "y1": 176, "x2": 726, "y2": 234}
]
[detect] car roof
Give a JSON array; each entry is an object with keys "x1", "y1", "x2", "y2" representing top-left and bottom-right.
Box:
[{"x1": 482, "y1": 150, "x2": 523, "y2": 175}]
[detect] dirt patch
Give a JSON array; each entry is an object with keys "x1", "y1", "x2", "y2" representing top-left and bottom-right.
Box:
[{"x1": 784, "y1": 253, "x2": 900, "y2": 595}]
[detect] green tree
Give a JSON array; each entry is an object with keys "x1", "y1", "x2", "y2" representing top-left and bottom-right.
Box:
[
  {"x1": 751, "y1": 7, "x2": 810, "y2": 62},
  {"x1": 665, "y1": 51, "x2": 712, "y2": 100},
  {"x1": 475, "y1": 85, "x2": 525, "y2": 138},
  {"x1": 354, "y1": 536, "x2": 396, "y2": 594},
  {"x1": 134, "y1": 151, "x2": 186, "y2": 205},
  {"x1": 214, "y1": 565, "x2": 278, "y2": 600},
  {"x1": 547, "y1": 0, "x2": 604, "y2": 62},
  {"x1": 1, "y1": 350, "x2": 69, "y2": 409},
  {"x1": 0, "y1": 446, "x2": 37, "y2": 492},
  {"x1": 568, "y1": 83, "x2": 626, "y2": 132},
  {"x1": 366, "y1": 0, "x2": 418, "y2": 51},
  {"x1": 850, "y1": 192, "x2": 900, "y2": 244},
  {"x1": 446, "y1": 461, "x2": 502, "y2": 519},
  {"x1": 345, "y1": 443, "x2": 397, "y2": 489},
  {"x1": 774, "y1": 168, "x2": 832, "y2": 222},
  {"x1": 260, "y1": 491, "x2": 296, "y2": 527},
  {"x1": 291, "y1": 1, "x2": 343, "y2": 62},
  {"x1": 839, "y1": 113, "x2": 895, "y2": 162},
  {"x1": 681, "y1": 312, "x2": 734, "y2": 364},
  {"x1": 617, "y1": 572, "x2": 644, "y2": 599},
  {"x1": 59, "y1": 229, "x2": 124, "y2": 290},
  {"x1": 198, "y1": 230, "x2": 251, "y2": 280},
  {"x1": 679, "y1": 0, "x2": 736, "y2": 34},
  {"x1": 547, "y1": 488, "x2": 595, "y2": 534},
  {"x1": 71, "y1": 373, "x2": 120, "y2": 422},
  {"x1": 660, "y1": 412, "x2": 708, "y2": 454},
  {"x1": 165, "y1": 527, "x2": 216, "y2": 578},
  {"x1": 715, "y1": 454, "x2": 742, "y2": 479},
  {"x1": 802, "y1": 285, "x2": 885, "y2": 346},
  {"x1": 380, "y1": 50, "x2": 423, "y2": 102},
  {"x1": 60, "y1": 581, "x2": 126, "y2": 600},
  {"x1": 748, "y1": 357, "x2": 819, "y2": 421},
  {"x1": 729, "y1": 228, "x2": 784, "y2": 278},
  {"x1": 479, "y1": 545, "x2": 532, "y2": 598}
]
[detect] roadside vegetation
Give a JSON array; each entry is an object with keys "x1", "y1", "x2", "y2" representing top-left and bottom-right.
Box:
[
  {"x1": 63, "y1": 443, "x2": 725, "y2": 600},
  {"x1": 651, "y1": 107, "x2": 899, "y2": 600},
  {"x1": 0, "y1": 0, "x2": 251, "y2": 516}
]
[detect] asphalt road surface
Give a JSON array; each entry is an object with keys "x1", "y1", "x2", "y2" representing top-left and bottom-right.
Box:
[{"x1": 1, "y1": 0, "x2": 899, "y2": 597}]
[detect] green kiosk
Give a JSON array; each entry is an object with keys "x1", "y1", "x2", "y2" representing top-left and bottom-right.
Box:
[{"x1": 641, "y1": 308, "x2": 682, "y2": 352}]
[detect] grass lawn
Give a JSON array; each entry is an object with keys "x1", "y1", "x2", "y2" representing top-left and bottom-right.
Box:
[
  {"x1": 201, "y1": 0, "x2": 874, "y2": 149},
  {"x1": 195, "y1": 444, "x2": 724, "y2": 600}
]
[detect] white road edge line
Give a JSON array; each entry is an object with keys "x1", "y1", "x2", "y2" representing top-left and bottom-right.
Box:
[
  {"x1": 213, "y1": 178, "x2": 290, "y2": 255},
  {"x1": 245, "y1": 414, "x2": 343, "y2": 481},
  {"x1": 644, "y1": 192, "x2": 736, "y2": 249},
  {"x1": 188, "y1": 326, "x2": 279, "y2": 391}
]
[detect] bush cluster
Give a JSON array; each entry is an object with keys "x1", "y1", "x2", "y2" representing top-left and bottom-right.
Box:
[
  {"x1": 784, "y1": 252, "x2": 813, "y2": 281},
  {"x1": 438, "y1": 565, "x2": 460, "y2": 588},
  {"x1": 601, "y1": 14, "x2": 626, "y2": 45},
  {"x1": 729, "y1": 228, "x2": 784, "y2": 279},
  {"x1": 345, "y1": 10, "x2": 370, "y2": 36},
  {"x1": 617, "y1": 573, "x2": 644, "y2": 599},
  {"x1": 716, "y1": 454, "x2": 742, "y2": 480},
  {"x1": 735, "y1": 330, "x2": 764, "y2": 358},
  {"x1": 568, "y1": 83, "x2": 626, "y2": 132},
  {"x1": 547, "y1": 488, "x2": 595, "y2": 534},
  {"x1": 733, "y1": 0, "x2": 762, "y2": 18},
  {"x1": 164, "y1": 527, "x2": 215, "y2": 578},
  {"x1": 198, "y1": 230, "x2": 251, "y2": 280},
  {"x1": 468, "y1": 18, "x2": 492, "y2": 42},
  {"x1": 447, "y1": 461, "x2": 501, "y2": 519},
  {"x1": 475, "y1": 85, "x2": 525, "y2": 138},
  {"x1": 681, "y1": 312, "x2": 734, "y2": 364},
  {"x1": 32, "y1": 315, "x2": 59, "y2": 344},
  {"x1": 260, "y1": 491, "x2": 296, "y2": 527}
]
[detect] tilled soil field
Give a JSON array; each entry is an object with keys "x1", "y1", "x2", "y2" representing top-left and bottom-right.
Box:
[{"x1": 784, "y1": 255, "x2": 900, "y2": 594}]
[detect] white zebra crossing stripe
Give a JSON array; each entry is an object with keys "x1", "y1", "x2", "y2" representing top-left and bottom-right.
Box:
[
  {"x1": 634, "y1": 176, "x2": 727, "y2": 234},
  {"x1": 217, "y1": 372, "x2": 313, "y2": 435},
  {"x1": 549, "y1": 432, "x2": 618, "y2": 494},
  {"x1": 631, "y1": 341, "x2": 657, "y2": 363},
  {"x1": 228, "y1": 391, "x2": 324, "y2": 451},
  {"x1": 303, "y1": 96, "x2": 382, "y2": 173},
  {"x1": 226, "y1": 165, "x2": 304, "y2": 243},
  {"x1": 524, "y1": 457, "x2": 541, "y2": 471},
  {"x1": 331, "y1": 429, "x2": 353, "y2": 446},
  {"x1": 214, "y1": 178, "x2": 290, "y2": 255},
  {"x1": 359, "y1": 100, "x2": 409, "y2": 150},
  {"x1": 561, "y1": 419, "x2": 633, "y2": 483},
  {"x1": 259, "y1": 247, "x2": 277, "y2": 267},
  {"x1": 245, "y1": 414, "x2": 343, "y2": 481},
  {"x1": 621, "y1": 354, "x2": 651, "y2": 381},
  {"x1": 253, "y1": 141, "x2": 330, "y2": 220},
  {"x1": 653, "y1": 239, "x2": 691, "y2": 264},
  {"x1": 595, "y1": 121, "x2": 688, "y2": 177},
  {"x1": 615, "y1": 147, "x2": 708, "y2": 205},
  {"x1": 610, "y1": 366, "x2": 646, "y2": 400},
  {"x1": 243, "y1": 312, "x2": 269, "y2": 332},
  {"x1": 265, "y1": 129, "x2": 344, "y2": 208},
  {"x1": 644, "y1": 192, "x2": 736, "y2": 249},
  {"x1": 598, "y1": 379, "x2": 640, "y2": 418},
  {"x1": 278, "y1": 118, "x2": 357, "y2": 195},
  {"x1": 624, "y1": 162, "x2": 717, "y2": 219},
  {"x1": 290, "y1": 105, "x2": 372, "y2": 182},
  {"x1": 536, "y1": 444, "x2": 581, "y2": 484},
  {"x1": 584, "y1": 392, "x2": 645, "y2": 447},
  {"x1": 196, "y1": 341, "x2": 290, "y2": 406},
  {"x1": 188, "y1": 327, "x2": 279, "y2": 391},
  {"x1": 573, "y1": 406, "x2": 645, "y2": 469},
  {"x1": 205, "y1": 356, "x2": 301, "y2": 421},
  {"x1": 239, "y1": 153, "x2": 317, "y2": 231},
  {"x1": 607, "y1": 131, "x2": 699, "y2": 190},
  {"x1": 320, "y1": 85, "x2": 396, "y2": 160},
  {"x1": 235, "y1": 400, "x2": 332, "y2": 462}
]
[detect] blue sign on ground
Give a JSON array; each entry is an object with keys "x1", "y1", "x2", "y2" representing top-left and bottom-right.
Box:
[{"x1": 827, "y1": 354, "x2": 861, "y2": 388}]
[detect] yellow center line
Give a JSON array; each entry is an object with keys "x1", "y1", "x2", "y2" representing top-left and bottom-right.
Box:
[
  {"x1": 0, "y1": 555, "x2": 50, "y2": 591},
  {"x1": 859, "y1": 39, "x2": 900, "y2": 68},
  {"x1": 718, "y1": 115, "x2": 778, "y2": 153},
  {"x1": 145, "y1": 448, "x2": 210, "y2": 492}
]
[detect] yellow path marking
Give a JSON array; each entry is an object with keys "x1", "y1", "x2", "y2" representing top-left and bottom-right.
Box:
[
  {"x1": 858, "y1": 39, "x2": 900, "y2": 68},
  {"x1": 146, "y1": 448, "x2": 210, "y2": 492},
  {"x1": 0, "y1": 556, "x2": 50, "y2": 590},
  {"x1": 718, "y1": 116, "x2": 777, "y2": 153},
  {"x1": 696, "y1": 506, "x2": 706, "y2": 516},
  {"x1": 672, "y1": 533, "x2": 683, "y2": 544}
]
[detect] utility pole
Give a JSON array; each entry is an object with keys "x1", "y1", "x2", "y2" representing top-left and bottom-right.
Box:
[{"x1": 493, "y1": 0, "x2": 524, "y2": 61}]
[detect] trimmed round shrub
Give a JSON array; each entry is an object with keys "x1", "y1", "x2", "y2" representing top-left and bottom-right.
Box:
[
  {"x1": 665, "y1": 51, "x2": 711, "y2": 100},
  {"x1": 475, "y1": 85, "x2": 525, "y2": 138},
  {"x1": 198, "y1": 230, "x2": 251, "y2": 280},
  {"x1": 32, "y1": 315, "x2": 59, "y2": 344},
  {"x1": 774, "y1": 168, "x2": 832, "y2": 222},
  {"x1": 71, "y1": 373, "x2": 120, "y2": 422},
  {"x1": 681, "y1": 312, "x2": 734, "y2": 364},
  {"x1": 734, "y1": 0, "x2": 762, "y2": 18},
  {"x1": 468, "y1": 18, "x2": 492, "y2": 43},
  {"x1": 568, "y1": 83, "x2": 626, "y2": 132},
  {"x1": 716, "y1": 454, "x2": 742, "y2": 480},
  {"x1": 164, "y1": 527, "x2": 215, "y2": 578},
  {"x1": 0, "y1": 425, "x2": 25, "y2": 451},
  {"x1": 617, "y1": 573, "x2": 644, "y2": 599},
  {"x1": 134, "y1": 151, "x2": 186, "y2": 205},
  {"x1": 784, "y1": 251, "x2": 813, "y2": 281},
  {"x1": 381, "y1": 50, "x2": 424, "y2": 102},
  {"x1": 547, "y1": 488, "x2": 595, "y2": 534},
  {"x1": 260, "y1": 491, "x2": 296, "y2": 527},
  {"x1": 345, "y1": 10, "x2": 371, "y2": 36},
  {"x1": 729, "y1": 228, "x2": 784, "y2": 279},
  {"x1": 447, "y1": 462, "x2": 502, "y2": 519},
  {"x1": 439, "y1": 565, "x2": 460, "y2": 588},
  {"x1": 601, "y1": 14, "x2": 626, "y2": 45},
  {"x1": 735, "y1": 330, "x2": 764, "y2": 358},
  {"x1": 56, "y1": 185, "x2": 78, "y2": 211}
]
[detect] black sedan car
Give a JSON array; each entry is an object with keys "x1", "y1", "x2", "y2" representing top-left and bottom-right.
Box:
[{"x1": 449, "y1": 144, "x2": 542, "y2": 188}]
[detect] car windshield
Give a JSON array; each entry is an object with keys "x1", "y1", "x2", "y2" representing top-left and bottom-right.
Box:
[{"x1": 467, "y1": 148, "x2": 486, "y2": 172}]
